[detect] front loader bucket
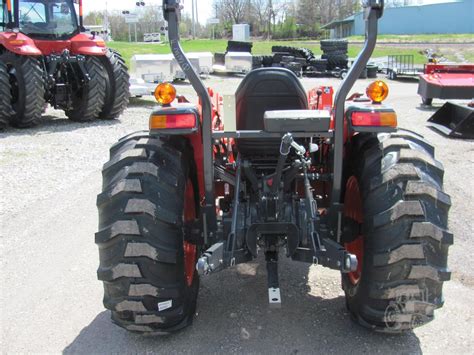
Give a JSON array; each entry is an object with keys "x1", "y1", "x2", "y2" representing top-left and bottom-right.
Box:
[{"x1": 427, "y1": 102, "x2": 474, "y2": 139}]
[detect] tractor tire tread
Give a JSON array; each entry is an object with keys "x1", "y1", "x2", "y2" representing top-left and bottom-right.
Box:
[
  {"x1": 99, "y1": 49, "x2": 130, "y2": 119},
  {"x1": 343, "y1": 131, "x2": 452, "y2": 333},
  {"x1": 96, "y1": 134, "x2": 199, "y2": 334},
  {"x1": 0, "y1": 52, "x2": 45, "y2": 128},
  {"x1": 0, "y1": 60, "x2": 12, "y2": 129},
  {"x1": 66, "y1": 56, "x2": 106, "y2": 122}
]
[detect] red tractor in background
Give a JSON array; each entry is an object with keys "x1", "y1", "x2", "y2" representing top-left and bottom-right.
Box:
[{"x1": 0, "y1": 0, "x2": 129, "y2": 129}]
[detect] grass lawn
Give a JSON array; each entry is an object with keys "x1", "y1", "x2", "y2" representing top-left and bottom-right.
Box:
[{"x1": 107, "y1": 37, "x2": 457, "y2": 67}]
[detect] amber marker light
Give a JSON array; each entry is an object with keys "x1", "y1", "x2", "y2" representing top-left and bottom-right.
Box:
[
  {"x1": 366, "y1": 80, "x2": 389, "y2": 103},
  {"x1": 154, "y1": 82, "x2": 177, "y2": 105}
]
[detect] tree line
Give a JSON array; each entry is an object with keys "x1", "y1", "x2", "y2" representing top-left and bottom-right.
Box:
[
  {"x1": 212, "y1": 0, "x2": 362, "y2": 39},
  {"x1": 84, "y1": 0, "x2": 419, "y2": 41}
]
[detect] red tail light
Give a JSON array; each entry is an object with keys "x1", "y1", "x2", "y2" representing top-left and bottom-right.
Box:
[
  {"x1": 351, "y1": 111, "x2": 397, "y2": 127},
  {"x1": 149, "y1": 113, "x2": 197, "y2": 130}
]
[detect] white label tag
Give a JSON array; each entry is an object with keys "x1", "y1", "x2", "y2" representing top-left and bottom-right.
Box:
[{"x1": 158, "y1": 300, "x2": 172, "y2": 312}]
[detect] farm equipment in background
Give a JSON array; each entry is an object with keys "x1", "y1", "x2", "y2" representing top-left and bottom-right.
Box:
[
  {"x1": 427, "y1": 102, "x2": 474, "y2": 139},
  {"x1": 0, "y1": 0, "x2": 130, "y2": 129},
  {"x1": 95, "y1": 0, "x2": 452, "y2": 335},
  {"x1": 213, "y1": 41, "x2": 254, "y2": 75},
  {"x1": 419, "y1": 64, "x2": 474, "y2": 139},
  {"x1": 386, "y1": 54, "x2": 420, "y2": 80},
  {"x1": 418, "y1": 64, "x2": 474, "y2": 106}
]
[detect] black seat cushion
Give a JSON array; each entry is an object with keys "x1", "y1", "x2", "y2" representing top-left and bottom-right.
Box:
[{"x1": 235, "y1": 68, "x2": 308, "y2": 156}]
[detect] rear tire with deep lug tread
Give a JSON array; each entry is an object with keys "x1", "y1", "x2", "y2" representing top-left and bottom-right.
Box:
[
  {"x1": 0, "y1": 60, "x2": 13, "y2": 129},
  {"x1": 99, "y1": 49, "x2": 130, "y2": 120},
  {"x1": 96, "y1": 133, "x2": 200, "y2": 334},
  {"x1": 0, "y1": 52, "x2": 45, "y2": 128},
  {"x1": 66, "y1": 56, "x2": 106, "y2": 122},
  {"x1": 342, "y1": 129, "x2": 452, "y2": 333}
]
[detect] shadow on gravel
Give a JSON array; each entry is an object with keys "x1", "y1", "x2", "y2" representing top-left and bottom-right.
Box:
[
  {"x1": 64, "y1": 258, "x2": 421, "y2": 354},
  {"x1": 0, "y1": 115, "x2": 119, "y2": 137},
  {"x1": 128, "y1": 97, "x2": 157, "y2": 107}
]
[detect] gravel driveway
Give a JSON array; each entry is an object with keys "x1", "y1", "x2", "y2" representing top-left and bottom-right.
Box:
[{"x1": 1, "y1": 76, "x2": 473, "y2": 354}]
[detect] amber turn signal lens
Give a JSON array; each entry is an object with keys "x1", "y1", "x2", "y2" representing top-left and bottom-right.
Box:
[
  {"x1": 154, "y1": 83, "x2": 176, "y2": 105},
  {"x1": 366, "y1": 80, "x2": 389, "y2": 103},
  {"x1": 8, "y1": 39, "x2": 26, "y2": 46}
]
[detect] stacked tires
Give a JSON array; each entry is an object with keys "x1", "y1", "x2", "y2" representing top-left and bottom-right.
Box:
[
  {"x1": 0, "y1": 48, "x2": 129, "y2": 129},
  {"x1": 308, "y1": 58, "x2": 328, "y2": 72},
  {"x1": 271, "y1": 46, "x2": 315, "y2": 65},
  {"x1": 320, "y1": 40, "x2": 349, "y2": 70},
  {"x1": 342, "y1": 129, "x2": 452, "y2": 332}
]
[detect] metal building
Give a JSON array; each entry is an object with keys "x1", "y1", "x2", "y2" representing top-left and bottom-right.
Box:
[{"x1": 322, "y1": 0, "x2": 474, "y2": 38}]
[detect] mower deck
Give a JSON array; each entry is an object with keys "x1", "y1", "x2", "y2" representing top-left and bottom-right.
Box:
[{"x1": 418, "y1": 64, "x2": 474, "y2": 102}]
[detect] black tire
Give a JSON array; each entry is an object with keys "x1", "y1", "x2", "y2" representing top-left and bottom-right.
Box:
[
  {"x1": 0, "y1": 60, "x2": 13, "y2": 129},
  {"x1": 261, "y1": 55, "x2": 273, "y2": 67},
  {"x1": 309, "y1": 59, "x2": 328, "y2": 72},
  {"x1": 66, "y1": 56, "x2": 106, "y2": 122},
  {"x1": 342, "y1": 129, "x2": 452, "y2": 333},
  {"x1": 322, "y1": 49, "x2": 348, "y2": 56},
  {"x1": 99, "y1": 49, "x2": 130, "y2": 120},
  {"x1": 272, "y1": 52, "x2": 290, "y2": 64},
  {"x1": 282, "y1": 62, "x2": 302, "y2": 76},
  {"x1": 320, "y1": 39, "x2": 348, "y2": 51},
  {"x1": 388, "y1": 70, "x2": 398, "y2": 80},
  {"x1": 0, "y1": 52, "x2": 45, "y2": 128},
  {"x1": 422, "y1": 97, "x2": 433, "y2": 106},
  {"x1": 272, "y1": 46, "x2": 315, "y2": 62},
  {"x1": 252, "y1": 55, "x2": 263, "y2": 69},
  {"x1": 322, "y1": 53, "x2": 349, "y2": 70},
  {"x1": 96, "y1": 132, "x2": 200, "y2": 334}
]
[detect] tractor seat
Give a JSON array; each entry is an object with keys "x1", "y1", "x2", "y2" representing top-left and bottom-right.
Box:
[{"x1": 235, "y1": 68, "x2": 308, "y2": 157}]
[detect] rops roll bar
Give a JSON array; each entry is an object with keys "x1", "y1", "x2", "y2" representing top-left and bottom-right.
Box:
[
  {"x1": 163, "y1": 0, "x2": 217, "y2": 235},
  {"x1": 331, "y1": 0, "x2": 384, "y2": 206}
]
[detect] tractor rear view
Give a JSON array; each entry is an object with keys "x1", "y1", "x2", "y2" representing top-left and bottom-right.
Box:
[
  {"x1": 0, "y1": 0, "x2": 129, "y2": 129},
  {"x1": 95, "y1": 0, "x2": 452, "y2": 335}
]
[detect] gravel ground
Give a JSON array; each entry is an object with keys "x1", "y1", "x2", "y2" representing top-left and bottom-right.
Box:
[{"x1": 1, "y1": 75, "x2": 473, "y2": 354}]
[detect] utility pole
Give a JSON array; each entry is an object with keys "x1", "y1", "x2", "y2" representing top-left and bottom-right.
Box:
[
  {"x1": 191, "y1": 0, "x2": 196, "y2": 39},
  {"x1": 195, "y1": 0, "x2": 198, "y2": 25},
  {"x1": 104, "y1": 1, "x2": 108, "y2": 41},
  {"x1": 267, "y1": 0, "x2": 273, "y2": 39}
]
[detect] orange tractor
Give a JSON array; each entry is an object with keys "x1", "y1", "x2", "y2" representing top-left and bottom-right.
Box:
[
  {"x1": 95, "y1": 0, "x2": 452, "y2": 335},
  {"x1": 0, "y1": 0, "x2": 129, "y2": 129}
]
